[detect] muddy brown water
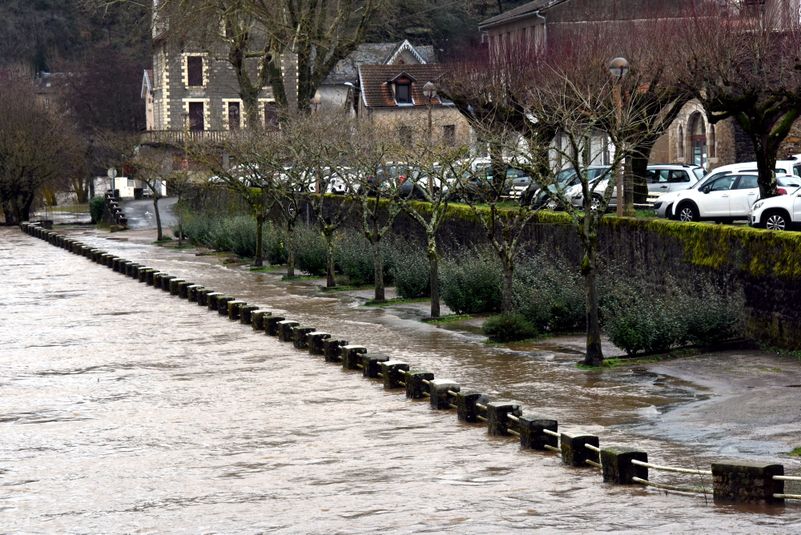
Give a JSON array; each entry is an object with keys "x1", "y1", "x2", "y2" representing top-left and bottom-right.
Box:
[{"x1": 2, "y1": 227, "x2": 800, "y2": 533}]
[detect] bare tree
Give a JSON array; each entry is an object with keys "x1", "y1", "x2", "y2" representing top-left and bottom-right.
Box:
[
  {"x1": 132, "y1": 144, "x2": 175, "y2": 241},
  {"x1": 681, "y1": 0, "x2": 801, "y2": 199},
  {"x1": 0, "y1": 70, "x2": 82, "y2": 224}
]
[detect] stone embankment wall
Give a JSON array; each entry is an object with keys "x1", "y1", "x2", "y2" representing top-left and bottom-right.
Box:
[{"x1": 181, "y1": 188, "x2": 801, "y2": 349}]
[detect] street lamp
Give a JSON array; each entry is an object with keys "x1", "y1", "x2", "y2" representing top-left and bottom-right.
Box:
[
  {"x1": 608, "y1": 57, "x2": 629, "y2": 217},
  {"x1": 422, "y1": 80, "x2": 437, "y2": 144}
]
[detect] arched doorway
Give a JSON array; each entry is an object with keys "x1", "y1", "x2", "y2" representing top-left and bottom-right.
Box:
[{"x1": 688, "y1": 112, "x2": 707, "y2": 168}]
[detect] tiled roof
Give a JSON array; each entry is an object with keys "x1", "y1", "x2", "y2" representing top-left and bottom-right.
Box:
[
  {"x1": 358, "y1": 64, "x2": 448, "y2": 108},
  {"x1": 479, "y1": 0, "x2": 568, "y2": 30},
  {"x1": 323, "y1": 40, "x2": 435, "y2": 84}
]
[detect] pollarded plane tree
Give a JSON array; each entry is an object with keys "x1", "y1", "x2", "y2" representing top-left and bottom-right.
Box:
[
  {"x1": 680, "y1": 0, "x2": 801, "y2": 199},
  {"x1": 280, "y1": 111, "x2": 356, "y2": 286},
  {"x1": 190, "y1": 129, "x2": 283, "y2": 266},
  {"x1": 397, "y1": 139, "x2": 473, "y2": 318},
  {"x1": 345, "y1": 123, "x2": 405, "y2": 303}
]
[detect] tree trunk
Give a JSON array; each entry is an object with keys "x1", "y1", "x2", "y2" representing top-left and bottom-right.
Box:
[
  {"x1": 254, "y1": 214, "x2": 264, "y2": 267},
  {"x1": 580, "y1": 234, "x2": 604, "y2": 366},
  {"x1": 754, "y1": 136, "x2": 779, "y2": 199},
  {"x1": 628, "y1": 141, "x2": 653, "y2": 205},
  {"x1": 371, "y1": 238, "x2": 385, "y2": 302},
  {"x1": 153, "y1": 196, "x2": 163, "y2": 241},
  {"x1": 427, "y1": 232, "x2": 440, "y2": 318},
  {"x1": 286, "y1": 223, "x2": 295, "y2": 278},
  {"x1": 501, "y1": 259, "x2": 515, "y2": 313},
  {"x1": 324, "y1": 229, "x2": 336, "y2": 288}
]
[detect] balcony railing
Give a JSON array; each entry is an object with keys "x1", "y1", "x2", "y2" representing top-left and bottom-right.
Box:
[{"x1": 140, "y1": 130, "x2": 232, "y2": 145}]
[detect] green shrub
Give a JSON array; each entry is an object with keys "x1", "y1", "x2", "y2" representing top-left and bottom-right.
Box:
[
  {"x1": 483, "y1": 313, "x2": 539, "y2": 342},
  {"x1": 89, "y1": 196, "x2": 105, "y2": 224},
  {"x1": 440, "y1": 246, "x2": 502, "y2": 314},
  {"x1": 181, "y1": 213, "x2": 287, "y2": 264},
  {"x1": 334, "y1": 230, "x2": 390, "y2": 286},
  {"x1": 602, "y1": 294, "x2": 685, "y2": 356},
  {"x1": 263, "y1": 223, "x2": 288, "y2": 265},
  {"x1": 680, "y1": 283, "x2": 745, "y2": 346},
  {"x1": 388, "y1": 238, "x2": 430, "y2": 298},
  {"x1": 292, "y1": 224, "x2": 328, "y2": 276},
  {"x1": 513, "y1": 253, "x2": 585, "y2": 332}
]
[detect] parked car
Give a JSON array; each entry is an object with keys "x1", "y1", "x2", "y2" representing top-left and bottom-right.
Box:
[
  {"x1": 521, "y1": 165, "x2": 611, "y2": 208},
  {"x1": 669, "y1": 173, "x2": 801, "y2": 222},
  {"x1": 654, "y1": 161, "x2": 801, "y2": 218},
  {"x1": 750, "y1": 186, "x2": 801, "y2": 230}
]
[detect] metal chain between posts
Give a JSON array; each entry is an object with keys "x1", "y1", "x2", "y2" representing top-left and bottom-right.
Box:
[{"x1": 631, "y1": 459, "x2": 712, "y2": 476}]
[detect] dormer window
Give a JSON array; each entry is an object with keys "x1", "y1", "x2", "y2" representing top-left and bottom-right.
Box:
[
  {"x1": 396, "y1": 81, "x2": 411, "y2": 104},
  {"x1": 390, "y1": 73, "x2": 416, "y2": 105}
]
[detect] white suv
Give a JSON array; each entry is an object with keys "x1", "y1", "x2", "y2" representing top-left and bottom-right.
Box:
[{"x1": 751, "y1": 187, "x2": 801, "y2": 230}]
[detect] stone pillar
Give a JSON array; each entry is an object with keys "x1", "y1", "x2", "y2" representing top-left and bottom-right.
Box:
[
  {"x1": 456, "y1": 391, "x2": 490, "y2": 423},
  {"x1": 307, "y1": 332, "x2": 331, "y2": 355},
  {"x1": 292, "y1": 326, "x2": 315, "y2": 349},
  {"x1": 187, "y1": 285, "x2": 204, "y2": 302},
  {"x1": 206, "y1": 292, "x2": 223, "y2": 310},
  {"x1": 429, "y1": 380, "x2": 459, "y2": 410},
  {"x1": 342, "y1": 345, "x2": 367, "y2": 370},
  {"x1": 601, "y1": 448, "x2": 648, "y2": 484},
  {"x1": 196, "y1": 289, "x2": 214, "y2": 306},
  {"x1": 227, "y1": 300, "x2": 247, "y2": 320},
  {"x1": 405, "y1": 371, "x2": 434, "y2": 399},
  {"x1": 178, "y1": 281, "x2": 193, "y2": 299},
  {"x1": 240, "y1": 305, "x2": 260, "y2": 324},
  {"x1": 560, "y1": 433, "x2": 600, "y2": 468},
  {"x1": 139, "y1": 268, "x2": 153, "y2": 283},
  {"x1": 216, "y1": 297, "x2": 235, "y2": 315},
  {"x1": 380, "y1": 361, "x2": 410, "y2": 389},
  {"x1": 161, "y1": 275, "x2": 176, "y2": 292},
  {"x1": 712, "y1": 461, "x2": 785, "y2": 504},
  {"x1": 486, "y1": 401, "x2": 522, "y2": 436},
  {"x1": 518, "y1": 417, "x2": 558, "y2": 451},
  {"x1": 251, "y1": 310, "x2": 272, "y2": 331},
  {"x1": 277, "y1": 320, "x2": 299, "y2": 340},
  {"x1": 169, "y1": 278, "x2": 185, "y2": 295},
  {"x1": 147, "y1": 271, "x2": 160, "y2": 286},
  {"x1": 361, "y1": 354, "x2": 389, "y2": 378},
  {"x1": 265, "y1": 316, "x2": 286, "y2": 336},
  {"x1": 323, "y1": 339, "x2": 348, "y2": 362}
]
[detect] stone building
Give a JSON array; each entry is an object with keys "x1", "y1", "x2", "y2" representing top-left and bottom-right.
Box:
[{"x1": 354, "y1": 64, "x2": 473, "y2": 148}]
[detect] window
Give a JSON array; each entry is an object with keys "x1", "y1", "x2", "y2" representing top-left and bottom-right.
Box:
[
  {"x1": 443, "y1": 125, "x2": 455, "y2": 145},
  {"x1": 228, "y1": 102, "x2": 241, "y2": 130},
  {"x1": 264, "y1": 103, "x2": 279, "y2": 130},
  {"x1": 668, "y1": 170, "x2": 691, "y2": 183},
  {"x1": 734, "y1": 175, "x2": 758, "y2": 190},
  {"x1": 395, "y1": 82, "x2": 412, "y2": 104},
  {"x1": 707, "y1": 175, "x2": 735, "y2": 192},
  {"x1": 187, "y1": 56, "x2": 204, "y2": 87},
  {"x1": 188, "y1": 102, "x2": 204, "y2": 131}
]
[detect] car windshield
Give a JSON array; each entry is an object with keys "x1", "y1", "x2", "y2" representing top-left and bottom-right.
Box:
[{"x1": 693, "y1": 168, "x2": 705, "y2": 179}]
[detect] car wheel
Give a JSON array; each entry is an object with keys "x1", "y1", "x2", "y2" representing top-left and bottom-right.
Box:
[
  {"x1": 590, "y1": 195, "x2": 603, "y2": 212},
  {"x1": 676, "y1": 202, "x2": 699, "y2": 222},
  {"x1": 764, "y1": 210, "x2": 789, "y2": 231}
]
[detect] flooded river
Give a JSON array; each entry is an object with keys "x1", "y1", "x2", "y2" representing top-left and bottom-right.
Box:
[{"x1": 1, "y1": 227, "x2": 800, "y2": 533}]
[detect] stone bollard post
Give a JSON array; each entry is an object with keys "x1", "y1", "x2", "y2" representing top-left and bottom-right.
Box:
[
  {"x1": 341, "y1": 345, "x2": 367, "y2": 370},
  {"x1": 429, "y1": 380, "x2": 459, "y2": 410},
  {"x1": 187, "y1": 285, "x2": 203, "y2": 302},
  {"x1": 107, "y1": 256, "x2": 118, "y2": 268},
  {"x1": 405, "y1": 371, "x2": 434, "y2": 399},
  {"x1": 118, "y1": 260, "x2": 130, "y2": 273},
  {"x1": 277, "y1": 320, "x2": 300, "y2": 342},
  {"x1": 323, "y1": 339, "x2": 348, "y2": 363},
  {"x1": 292, "y1": 326, "x2": 315, "y2": 349},
  {"x1": 239, "y1": 305, "x2": 260, "y2": 325},
  {"x1": 601, "y1": 448, "x2": 648, "y2": 485},
  {"x1": 711, "y1": 461, "x2": 785, "y2": 504},
  {"x1": 251, "y1": 310, "x2": 272, "y2": 331},
  {"x1": 486, "y1": 401, "x2": 522, "y2": 436},
  {"x1": 196, "y1": 289, "x2": 214, "y2": 306},
  {"x1": 264, "y1": 316, "x2": 286, "y2": 336},
  {"x1": 226, "y1": 300, "x2": 246, "y2": 319},
  {"x1": 206, "y1": 292, "x2": 223, "y2": 310},
  {"x1": 137, "y1": 268, "x2": 152, "y2": 283},
  {"x1": 265, "y1": 316, "x2": 287, "y2": 336},
  {"x1": 169, "y1": 278, "x2": 185, "y2": 295},
  {"x1": 99, "y1": 253, "x2": 111, "y2": 266},
  {"x1": 361, "y1": 354, "x2": 389, "y2": 378},
  {"x1": 161, "y1": 275, "x2": 176, "y2": 292},
  {"x1": 380, "y1": 361, "x2": 410, "y2": 389},
  {"x1": 177, "y1": 281, "x2": 192, "y2": 299},
  {"x1": 147, "y1": 271, "x2": 160, "y2": 286},
  {"x1": 126, "y1": 263, "x2": 140, "y2": 277},
  {"x1": 307, "y1": 332, "x2": 331, "y2": 355},
  {"x1": 518, "y1": 417, "x2": 558, "y2": 451},
  {"x1": 216, "y1": 297, "x2": 235, "y2": 315},
  {"x1": 560, "y1": 432, "x2": 600, "y2": 468},
  {"x1": 456, "y1": 391, "x2": 491, "y2": 423}
]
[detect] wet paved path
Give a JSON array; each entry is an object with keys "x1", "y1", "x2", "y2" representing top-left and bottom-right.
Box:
[{"x1": 1, "y1": 227, "x2": 800, "y2": 533}]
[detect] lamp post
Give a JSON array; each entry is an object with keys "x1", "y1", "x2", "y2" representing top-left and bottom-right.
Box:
[
  {"x1": 422, "y1": 80, "x2": 437, "y2": 145},
  {"x1": 608, "y1": 56, "x2": 629, "y2": 217}
]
